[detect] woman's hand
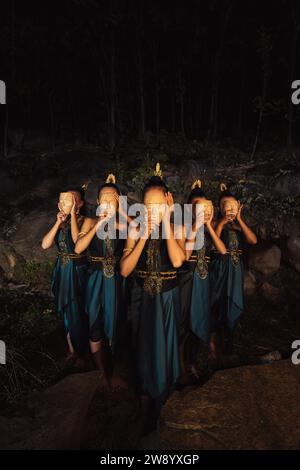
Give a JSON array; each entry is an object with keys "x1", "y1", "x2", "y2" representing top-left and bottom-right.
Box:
[
  {"x1": 56, "y1": 211, "x2": 65, "y2": 224},
  {"x1": 165, "y1": 191, "x2": 174, "y2": 209},
  {"x1": 236, "y1": 201, "x2": 243, "y2": 223},
  {"x1": 70, "y1": 194, "x2": 77, "y2": 217},
  {"x1": 205, "y1": 205, "x2": 214, "y2": 227}
]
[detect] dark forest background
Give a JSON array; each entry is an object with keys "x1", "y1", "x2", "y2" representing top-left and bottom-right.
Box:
[{"x1": 0, "y1": 0, "x2": 300, "y2": 154}]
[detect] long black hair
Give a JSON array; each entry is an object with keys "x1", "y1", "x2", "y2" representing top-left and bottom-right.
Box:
[
  {"x1": 97, "y1": 174, "x2": 121, "y2": 199},
  {"x1": 142, "y1": 175, "x2": 168, "y2": 199},
  {"x1": 97, "y1": 181, "x2": 121, "y2": 198},
  {"x1": 218, "y1": 183, "x2": 236, "y2": 207},
  {"x1": 188, "y1": 181, "x2": 206, "y2": 204}
]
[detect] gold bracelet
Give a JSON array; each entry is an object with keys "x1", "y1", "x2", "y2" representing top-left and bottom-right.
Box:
[{"x1": 123, "y1": 248, "x2": 133, "y2": 253}]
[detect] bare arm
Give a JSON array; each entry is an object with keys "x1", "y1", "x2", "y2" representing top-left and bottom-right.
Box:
[
  {"x1": 163, "y1": 221, "x2": 185, "y2": 268},
  {"x1": 70, "y1": 195, "x2": 82, "y2": 243},
  {"x1": 74, "y1": 217, "x2": 97, "y2": 254},
  {"x1": 184, "y1": 218, "x2": 226, "y2": 260},
  {"x1": 41, "y1": 213, "x2": 63, "y2": 250},
  {"x1": 236, "y1": 204, "x2": 257, "y2": 245},
  {"x1": 206, "y1": 222, "x2": 227, "y2": 254},
  {"x1": 120, "y1": 233, "x2": 147, "y2": 278}
]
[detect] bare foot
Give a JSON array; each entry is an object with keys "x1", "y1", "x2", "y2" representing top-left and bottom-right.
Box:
[{"x1": 109, "y1": 373, "x2": 128, "y2": 390}]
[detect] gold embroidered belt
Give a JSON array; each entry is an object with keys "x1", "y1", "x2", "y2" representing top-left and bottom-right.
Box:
[
  {"x1": 135, "y1": 270, "x2": 177, "y2": 280},
  {"x1": 89, "y1": 256, "x2": 106, "y2": 262},
  {"x1": 188, "y1": 255, "x2": 211, "y2": 262},
  {"x1": 58, "y1": 252, "x2": 86, "y2": 259},
  {"x1": 226, "y1": 249, "x2": 243, "y2": 255},
  {"x1": 58, "y1": 252, "x2": 86, "y2": 266},
  {"x1": 88, "y1": 255, "x2": 118, "y2": 278}
]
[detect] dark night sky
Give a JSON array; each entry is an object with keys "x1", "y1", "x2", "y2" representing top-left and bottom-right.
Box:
[{"x1": 0, "y1": 0, "x2": 299, "y2": 147}]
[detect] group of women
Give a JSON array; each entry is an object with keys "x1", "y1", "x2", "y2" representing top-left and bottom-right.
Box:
[{"x1": 41, "y1": 163, "x2": 257, "y2": 436}]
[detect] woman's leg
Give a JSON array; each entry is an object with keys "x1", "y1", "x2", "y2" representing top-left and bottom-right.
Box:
[
  {"x1": 66, "y1": 332, "x2": 75, "y2": 356},
  {"x1": 89, "y1": 339, "x2": 112, "y2": 387}
]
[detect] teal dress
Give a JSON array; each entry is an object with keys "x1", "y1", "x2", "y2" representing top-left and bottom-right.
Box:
[
  {"x1": 210, "y1": 227, "x2": 244, "y2": 330},
  {"x1": 178, "y1": 229, "x2": 212, "y2": 364},
  {"x1": 131, "y1": 232, "x2": 181, "y2": 410},
  {"x1": 85, "y1": 229, "x2": 125, "y2": 354},
  {"x1": 51, "y1": 217, "x2": 89, "y2": 357}
]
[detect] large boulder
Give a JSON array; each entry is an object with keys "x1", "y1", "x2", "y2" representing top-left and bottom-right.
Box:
[
  {"x1": 159, "y1": 360, "x2": 300, "y2": 450},
  {"x1": 284, "y1": 234, "x2": 300, "y2": 273},
  {"x1": 247, "y1": 241, "x2": 281, "y2": 278},
  {"x1": 273, "y1": 172, "x2": 300, "y2": 197},
  {"x1": 243, "y1": 269, "x2": 257, "y2": 297},
  {"x1": 0, "y1": 371, "x2": 102, "y2": 450},
  {"x1": 0, "y1": 370, "x2": 135, "y2": 450}
]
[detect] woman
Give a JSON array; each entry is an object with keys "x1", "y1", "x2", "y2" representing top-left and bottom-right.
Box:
[
  {"x1": 120, "y1": 163, "x2": 185, "y2": 436},
  {"x1": 209, "y1": 183, "x2": 257, "y2": 358},
  {"x1": 41, "y1": 186, "x2": 89, "y2": 359},
  {"x1": 176, "y1": 180, "x2": 226, "y2": 380},
  {"x1": 75, "y1": 174, "x2": 128, "y2": 388}
]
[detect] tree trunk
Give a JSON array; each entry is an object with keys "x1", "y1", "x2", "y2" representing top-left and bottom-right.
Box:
[
  {"x1": 287, "y1": 5, "x2": 299, "y2": 150},
  {"x1": 137, "y1": 34, "x2": 145, "y2": 139},
  {"x1": 237, "y1": 58, "x2": 246, "y2": 139},
  {"x1": 48, "y1": 91, "x2": 55, "y2": 152},
  {"x1": 153, "y1": 41, "x2": 160, "y2": 137},
  {"x1": 207, "y1": 1, "x2": 233, "y2": 141},
  {"x1": 110, "y1": 28, "x2": 116, "y2": 150}
]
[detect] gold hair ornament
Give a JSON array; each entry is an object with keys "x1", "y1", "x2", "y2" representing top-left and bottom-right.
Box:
[
  {"x1": 81, "y1": 181, "x2": 90, "y2": 192},
  {"x1": 220, "y1": 183, "x2": 227, "y2": 192},
  {"x1": 191, "y1": 179, "x2": 202, "y2": 190},
  {"x1": 106, "y1": 174, "x2": 116, "y2": 184},
  {"x1": 154, "y1": 162, "x2": 163, "y2": 179}
]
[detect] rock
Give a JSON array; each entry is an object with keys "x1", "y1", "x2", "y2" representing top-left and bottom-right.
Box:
[
  {"x1": 179, "y1": 159, "x2": 214, "y2": 189},
  {"x1": 159, "y1": 360, "x2": 300, "y2": 450},
  {"x1": 285, "y1": 235, "x2": 300, "y2": 273},
  {"x1": 0, "y1": 370, "x2": 135, "y2": 450},
  {"x1": 0, "y1": 208, "x2": 57, "y2": 281},
  {"x1": 8, "y1": 209, "x2": 57, "y2": 263},
  {"x1": 0, "y1": 169, "x2": 16, "y2": 199},
  {"x1": 247, "y1": 241, "x2": 281, "y2": 277},
  {"x1": 259, "y1": 350, "x2": 282, "y2": 364},
  {"x1": 259, "y1": 282, "x2": 285, "y2": 303},
  {"x1": 0, "y1": 371, "x2": 102, "y2": 449},
  {"x1": 274, "y1": 172, "x2": 300, "y2": 197},
  {"x1": 243, "y1": 269, "x2": 257, "y2": 297},
  {"x1": 0, "y1": 240, "x2": 25, "y2": 280}
]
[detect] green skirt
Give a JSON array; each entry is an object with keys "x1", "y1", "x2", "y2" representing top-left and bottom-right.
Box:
[{"x1": 131, "y1": 280, "x2": 181, "y2": 408}]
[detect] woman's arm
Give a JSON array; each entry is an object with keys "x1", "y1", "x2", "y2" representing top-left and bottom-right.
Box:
[
  {"x1": 74, "y1": 217, "x2": 97, "y2": 254},
  {"x1": 70, "y1": 195, "x2": 81, "y2": 244},
  {"x1": 164, "y1": 221, "x2": 185, "y2": 268},
  {"x1": 236, "y1": 204, "x2": 257, "y2": 245},
  {"x1": 120, "y1": 233, "x2": 147, "y2": 278},
  {"x1": 41, "y1": 213, "x2": 63, "y2": 250},
  {"x1": 206, "y1": 222, "x2": 227, "y2": 254}
]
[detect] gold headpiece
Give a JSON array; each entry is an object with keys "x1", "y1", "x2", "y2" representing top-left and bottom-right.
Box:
[
  {"x1": 106, "y1": 173, "x2": 116, "y2": 184},
  {"x1": 81, "y1": 181, "x2": 90, "y2": 192},
  {"x1": 220, "y1": 183, "x2": 227, "y2": 192},
  {"x1": 191, "y1": 179, "x2": 202, "y2": 190},
  {"x1": 153, "y1": 162, "x2": 163, "y2": 179}
]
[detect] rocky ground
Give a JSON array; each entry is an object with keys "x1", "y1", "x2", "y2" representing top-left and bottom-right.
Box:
[{"x1": 0, "y1": 139, "x2": 300, "y2": 449}]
